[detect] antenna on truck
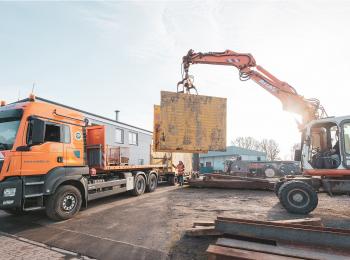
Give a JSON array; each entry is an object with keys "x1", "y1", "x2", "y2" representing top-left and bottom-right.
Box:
[{"x1": 31, "y1": 82, "x2": 36, "y2": 94}]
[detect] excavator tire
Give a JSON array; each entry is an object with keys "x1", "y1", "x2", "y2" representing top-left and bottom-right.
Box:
[
  {"x1": 45, "y1": 185, "x2": 82, "y2": 221},
  {"x1": 278, "y1": 180, "x2": 318, "y2": 214}
]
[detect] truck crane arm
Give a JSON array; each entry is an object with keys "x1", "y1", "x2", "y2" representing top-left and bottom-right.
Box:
[{"x1": 177, "y1": 49, "x2": 327, "y2": 127}]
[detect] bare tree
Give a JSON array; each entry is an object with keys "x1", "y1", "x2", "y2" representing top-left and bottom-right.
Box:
[
  {"x1": 260, "y1": 139, "x2": 280, "y2": 161},
  {"x1": 232, "y1": 136, "x2": 260, "y2": 151},
  {"x1": 232, "y1": 136, "x2": 281, "y2": 161}
]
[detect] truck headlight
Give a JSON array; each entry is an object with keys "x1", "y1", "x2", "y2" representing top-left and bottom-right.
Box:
[{"x1": 3, "y1": 188, "x2": 16, "y2": 197}]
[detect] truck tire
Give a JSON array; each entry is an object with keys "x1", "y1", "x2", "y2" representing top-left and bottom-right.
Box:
[
  {"x1": 146, "y1": 174, "x2": 157, "y2": 193},
  {"x1": 274, "y1": 181, "x2": 284, "y2": 197},
  {"x1": 278, "y1": 181, "x2": 318, "y2": 214},
  {"x1": 45, "y1": 185, "x2": 82, "y2": 221},
  {"x1": 132, "y1": 175, "x2": 146, "y2": 196},
  {"x1": 169, "y1": 175, "x2": 176, "y2": 186}
]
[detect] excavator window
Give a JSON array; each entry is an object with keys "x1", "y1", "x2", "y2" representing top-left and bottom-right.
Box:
[
  {"x1": 309, "y1": 122, "x2": 341, "y2": 169},
  {"x1": 343, "y1": 123, "x2": 350, "y2": 154}
]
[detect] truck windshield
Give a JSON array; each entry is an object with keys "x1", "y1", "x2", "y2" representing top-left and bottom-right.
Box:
[
  {"x1": 0, "y1": 109, "x2": 23, "y2": 150},
  {"x1": 0, "y1": 119, "x2": 20, "y2": 150}
]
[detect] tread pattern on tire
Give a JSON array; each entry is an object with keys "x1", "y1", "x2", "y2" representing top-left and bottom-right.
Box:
[
  {"x1": 169, "y1": 175, "x2": 176, "y2": 186},
  {"x1": 132, "y1": 175, "x2": 146, "y2": 196},
  {"x1": 278, "y1": 180, "x2": 318, "y2": 214},
  {"x1": 146, "y1": 173, "x2": 157, "y2": 193}
]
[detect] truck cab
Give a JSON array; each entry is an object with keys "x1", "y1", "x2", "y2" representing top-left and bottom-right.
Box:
[
  {"x1": 0, "y1": 97, "x2": 87, "y2": 214},
  {"x1": 0, "y1": 96, "x2": 160, "y2": 220}
]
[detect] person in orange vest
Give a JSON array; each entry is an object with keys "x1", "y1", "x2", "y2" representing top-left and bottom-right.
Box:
[{"x1": 174, "y1": 161, "x2": 185, "y2": 186}]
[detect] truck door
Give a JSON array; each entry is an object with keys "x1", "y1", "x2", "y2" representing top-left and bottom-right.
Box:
[
  {"x1": 21, "y1": 119, "x2": 64, "y2": 176},
  {"x1": 64, "y1": 124, "x2": 84, "y2": 167}
]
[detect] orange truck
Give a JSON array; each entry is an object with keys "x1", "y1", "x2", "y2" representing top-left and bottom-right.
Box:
[{"x1": 0, "y1": 95, "x2": 163, "y2": 220}]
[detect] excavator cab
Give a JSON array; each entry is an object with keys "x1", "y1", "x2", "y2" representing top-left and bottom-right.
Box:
[
  {"x1": 300, "y1": 116, "x2": 350, "y2": 172},
  {"x1": 305, "y1": 121, "x2": 341, "y2": 170},
  {"x1": 276, "y1": 116, "x2": 350, "y2": 215}
]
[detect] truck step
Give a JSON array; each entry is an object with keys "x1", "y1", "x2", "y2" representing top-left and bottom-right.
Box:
[
  {"x1": 24, "y1": 193, "x2": 44, "y2": 198},
  {"x1": 23, "y1": 206, "x2": 44, "y2": 211},
  {"x1": 24, "y1": 181, "x2": 45, "y2": 186}
]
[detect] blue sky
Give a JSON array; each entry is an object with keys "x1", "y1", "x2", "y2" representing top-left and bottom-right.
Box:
[{"x1": 2, "y1": 1, "x2": 350, "y2": 158}]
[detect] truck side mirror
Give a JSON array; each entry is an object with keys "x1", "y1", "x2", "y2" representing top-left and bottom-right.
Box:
[
  {"x1": 294, "y1": 149, "x2": 302, "y2": 161},
  {"x1": 31, "y1": 118, "x2": 45, "y2": 145}
]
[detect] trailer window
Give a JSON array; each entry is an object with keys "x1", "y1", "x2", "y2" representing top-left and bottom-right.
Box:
[
  {"x1": 128, "y1": 132, "x2": 138, "y2": 145},
  {"x1": 115, "y1": 128, "x2": 123, "y2": 143},
  {"x1": 343, "y1": 123, "x2": 350, "y2": 154}
]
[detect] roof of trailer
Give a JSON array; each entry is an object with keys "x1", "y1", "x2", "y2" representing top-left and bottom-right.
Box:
[{"x1": 14, "y1": 97, "x2": 152, "y2": 134}]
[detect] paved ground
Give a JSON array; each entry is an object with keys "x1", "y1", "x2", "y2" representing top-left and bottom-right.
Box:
[
  {"x1": 0, "y1": 231, "x2": 87, "y2": 260},
  {"x1": 1, "y1": 184, "x2": 350, "y2": 260}
]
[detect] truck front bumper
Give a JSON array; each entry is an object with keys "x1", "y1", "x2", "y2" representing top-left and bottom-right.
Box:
[{"x1": 0, "y1": 178, "x2": 23, "y2": 209}]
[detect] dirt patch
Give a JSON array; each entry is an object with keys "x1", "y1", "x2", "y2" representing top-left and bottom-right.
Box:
[
  {"x1": 166, "y1": 187, "x2": 350, "y2": 259},
  {"x1": 1, "y1": 185, "x2": 350, "y2": 259}
]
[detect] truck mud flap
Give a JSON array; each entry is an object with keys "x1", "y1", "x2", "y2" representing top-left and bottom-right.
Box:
[{"x1": 0, "y1": 177, "x2": 23, "y2": 209}]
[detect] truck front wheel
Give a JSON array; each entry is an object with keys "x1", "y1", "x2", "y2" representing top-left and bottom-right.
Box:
[
  {"x1": 45, "y1": 185, "x2": 82, "y2": 221},
  {"x1": 132, "y1": 175, "x2": 146, "y2": 196},
  {"x1": 279, "y1": 181, "x2": 318, "y2": 214}
]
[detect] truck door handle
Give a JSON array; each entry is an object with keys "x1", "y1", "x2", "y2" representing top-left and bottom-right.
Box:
[{"x1": 57, "y1": 156, "x2": 64, "y2": 163}]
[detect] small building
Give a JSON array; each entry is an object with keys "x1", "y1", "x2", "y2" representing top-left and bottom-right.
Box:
[{"x1": 199, "y1": 146, "x2": 267, "y2": 172}]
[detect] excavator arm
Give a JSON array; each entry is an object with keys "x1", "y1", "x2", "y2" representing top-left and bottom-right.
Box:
[{"x1": 177, "y1": 49, "x2": 327, "y2": 128}]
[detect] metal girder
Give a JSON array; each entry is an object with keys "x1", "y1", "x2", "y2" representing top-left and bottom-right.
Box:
[{"x1": 215, "y1": 217, "x2": 350, "y2": 251}]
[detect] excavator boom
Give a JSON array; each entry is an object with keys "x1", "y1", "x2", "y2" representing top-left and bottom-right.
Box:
[{"x1": 178, "y1": 49, "x2": 326, "y2": 127}]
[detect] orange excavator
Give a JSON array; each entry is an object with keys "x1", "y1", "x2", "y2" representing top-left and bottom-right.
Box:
[{"x1": 178, "y1": 49, "x2": 350, "y2": 215}]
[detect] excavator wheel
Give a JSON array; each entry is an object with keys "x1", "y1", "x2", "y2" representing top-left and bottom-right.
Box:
[{"x1": 278, "y1": 180, "x2": 318, "y2": 214}]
